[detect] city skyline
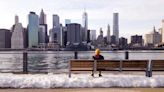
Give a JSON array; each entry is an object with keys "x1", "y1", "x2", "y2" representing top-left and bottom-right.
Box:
[{"x1": 0, "y1": 0, "x2": 164, "y2": 39}]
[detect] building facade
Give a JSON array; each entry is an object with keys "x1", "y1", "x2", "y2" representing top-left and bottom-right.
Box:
[
  {"x1": 67, "y1": 23, "x2": 81, "y2": 45},
  {"x1": 0, "y1": 29, "x2": 11, "y2": 48},
  {"x1": 113, "y1": 13, "x2": 119, "y2": 44},
  {"x1": 90, "y1": 30, "x2": 96, "y2": 41},
  {"x1": 107, "y1": 24, "x2": 111, "y2": 44},
  {"x1": 145, "y1": 27, "x2": 162, "y2": 46},
  {"x1": 28, "y1": 12, "x2": 39, "y2": 48},
  {"x1": 131, "y1": 35, "x2": 143, "y2": 47},
  {"x1": 82, "y1": 11, "x2": 88, "y2": 42}
]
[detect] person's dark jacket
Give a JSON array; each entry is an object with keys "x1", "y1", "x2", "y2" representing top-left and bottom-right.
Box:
[{"x1": 93, "y1": 55, "x2": 104, "y2": 60}]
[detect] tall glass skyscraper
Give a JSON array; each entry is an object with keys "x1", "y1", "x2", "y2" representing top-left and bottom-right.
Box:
[
  {"x1": 113, "y1": 13, "x2": 119, "y2": 44},
  {"x1": 28, "y1": 12, "x2": 39, "y2": 48},
  {"x1": 82, "y1": 11, "x2": 88, "y2": 42}
]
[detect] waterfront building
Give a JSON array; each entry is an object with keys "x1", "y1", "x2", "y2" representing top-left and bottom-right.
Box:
[
  {"x1": 113, "y1": 13, "x2": 119, "y2": 44},
  {"x1": 119, "y1": 37, "x2": 128, "y2": 49},
  {"x1": 82, "y1": 11, "x2": 88, "y2": 42},
  {"x1": 90, "y1": 30, "x2": 96, "y2": 41},
  {"x1": 39, "y1": 9, "x2": 46, "y2": 25},
  {"x1": 131, "y1": 35, "x2": 143, "y2": 47},
  {"x1": 162, "y1": 20, "x2": 164, "y2": 42},
  {"x1": 145, "y1": 27, "x2": 162, "y2": 46},
  {"x1": 107, "y1": 24, "x2": 111, "y2": 44},
  {"x1": 96, "y1": 28, "x2": 104, "y2": 47},
  {"x1": 39, "y1": 9, "x2": 48, "y2": 43},
  {"x1": 67, "y1": 23, "x2": 81, "y2": 45},
  {"x1": 49, "y1": 29, "x2": 54, "y2": 43},
  {"x1": 52, "y1": 14, "x2": 62, "y2": 46},
  {"x1": 38, "y1": 25, "x2": 46, "y2": 44},
  {"x1": 0, "y1": 29, "x2": 11, "y2": 48},
  {"x1": 111, "y1": 35, "x2": 116, "y2": 45},
  {"x1": 11, "y1": 15, "x2": 25, "y2": 49},
  {"x1": 28, "y1": 12, "x2": 39, "y2": 48}
]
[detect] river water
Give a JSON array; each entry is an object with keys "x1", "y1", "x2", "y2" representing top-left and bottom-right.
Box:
[{"x1": 0, "y1": 50, "x2": 164, "y2": 73}]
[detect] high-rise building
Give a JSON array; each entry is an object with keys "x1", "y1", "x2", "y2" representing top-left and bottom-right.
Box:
[
  {"x1": 162, "y1": 20, "x2": 164, "y2": 42},
  {"x1": 11, "y1": 15, "x2": 25, "y2": 49},
  {"x1": 131, "y1": 35, "x2": 143, "y2": 46},
  {"x1": 0, "y1": 29, "x2": 11, "y2": 48},
  {"x1": 119, "y1": 37, "x2": 128, "y2": 49},
  {"x1": 90, "y1": 30, "x2": 96, "y2": 41},
  {"x1": 53, "y1": 15, "x2": 60, "y2": 28},
  {"x1": 52, "y1": 14, "x2": 62, "y2": 46},
  {"x1": 39, "y1": 9, "x2": 48, "y2": 43},
  {"x1": 67, "y1": 23, "x2": 81, "y2": 45},
  {"x1": 28, "y1": 12, "x2": 39, "y2": 48},
  {"x1": 82, "y1": 11, "x2": 88, "y2": 42},
  {"x1": 107, "y1": 24, "x2": 111, "y2": 43},
  {"x1": 113, "y1": 13, "x2": 119, "y2": 44},
  {"x1": 39, "y1": 9, "x2": 46, "y2": 25},
  {"x1": 145, "y1": 27, "x2": 162, "y2": 46},
  {"x1": 38, "y1": 25, "x2": 46, "y2": 43}
]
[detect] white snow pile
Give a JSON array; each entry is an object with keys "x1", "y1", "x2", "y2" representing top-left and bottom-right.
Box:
[{"x1": 0, "y1": 73, "x2": 164, "y2": 88}]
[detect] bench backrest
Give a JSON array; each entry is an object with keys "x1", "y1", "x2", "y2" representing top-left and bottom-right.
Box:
[
  {"x1": 70, "y1": 59, "x2": 94, "y2": 70},
  {"x1": 122, "y1": 60, "x2": 148, "y2": 70},
  {"x1": 97, "y1": 60, "x2": 121, "y2": 71},
  {"x1": 151, "y1": 60, "x2": 164, "y2": 70}
]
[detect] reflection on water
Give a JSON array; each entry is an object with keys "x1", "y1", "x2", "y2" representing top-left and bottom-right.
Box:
[{"x1": 0, "y1": 51, "x2": 164, "y2": 73}]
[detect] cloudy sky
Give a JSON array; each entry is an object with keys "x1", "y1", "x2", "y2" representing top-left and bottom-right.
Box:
[{"x1": 0, "y1": 0, "x2": 164, "y2": 39}]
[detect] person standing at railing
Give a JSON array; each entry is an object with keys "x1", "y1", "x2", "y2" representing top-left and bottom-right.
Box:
[{"x1": 92, "y1": 48, "x2": 104, "y2": 77}]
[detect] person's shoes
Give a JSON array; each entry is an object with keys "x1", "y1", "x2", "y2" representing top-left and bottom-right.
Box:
[
  {"x1": 99, "y1": 74, "x2": 102, "y2": 77},
  {"x1": 91, "y1": 74, "x2": 94, "y2": 77}
]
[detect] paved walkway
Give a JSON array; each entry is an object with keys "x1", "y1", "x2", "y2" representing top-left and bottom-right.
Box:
[{"x1": 0, "y1": 88, "x2": 164, "y2": 92}]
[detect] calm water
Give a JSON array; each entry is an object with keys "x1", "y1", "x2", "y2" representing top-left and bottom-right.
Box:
[{"x1": 0, "y1": 50, "x2": 164, "y2": 73}]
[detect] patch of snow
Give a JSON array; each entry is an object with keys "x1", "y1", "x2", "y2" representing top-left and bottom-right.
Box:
[{"x1": 0, "y1": 73, "x2": 164, "y2": 88}]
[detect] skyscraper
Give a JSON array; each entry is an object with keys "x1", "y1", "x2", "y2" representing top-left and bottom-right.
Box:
[
  {"x1": 11, "y1": 15, "x2": 25, "y2": 49},
  {"x1": 39, "y1": 9, "x2": 46, "y2": 25},
  {"x1": 53, "y1": 15, "x2": 60, "y2": 28},
  {"x1": 162, "y1": 20, "x2": 164, "y2": 42},
  {"x1": 107, "y1": 24, "x2": 111, "y2": 43},
  {"x1": 82, "y1": 11, "x2": 88, "y2": 42},
  {"x1": 28, "y1": 12, "x2": 39, "y2": 48},
  {"x1": 52, "y1": 14, "x2": 61, "y2": 45},
  {"x1": 67, "y1": 23, "x2": 81, "y2": 45},
  {"x1": 113, "y1": 13, "x2": 119, "y2": 44},
  {"x1": 90, "y1": 30, "x2": 96, "y2": 41},
  {"x1": 0, "y1": 29, "x2": 11, "y2": 48},
  {"x1": 39, "y1": 9, "x2": 48, "y2": 43}
]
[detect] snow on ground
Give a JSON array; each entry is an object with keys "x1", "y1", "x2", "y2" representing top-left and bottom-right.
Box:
[{"x1": 0, "y1": 73, "x2": 164, "y2": 88}]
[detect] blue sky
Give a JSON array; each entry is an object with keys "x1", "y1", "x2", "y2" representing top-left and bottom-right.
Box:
[{"x1": 0, "y1": 0, "x2": 164, "y2": 39}]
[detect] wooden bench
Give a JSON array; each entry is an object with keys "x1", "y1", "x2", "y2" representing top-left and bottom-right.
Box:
[
  {"x1": 69, "y1": 59, "x2": 94, "y2": 77},
  {"x1": 147, "y1": 60, "x2": 164, "y2": 77},
  {"x1": 69, "y1": 59, "x2": 150, "y2": 77}
]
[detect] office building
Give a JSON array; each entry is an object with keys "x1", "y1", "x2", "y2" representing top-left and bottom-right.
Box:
[
  {"x1": 11, "y1": 15, "x2": 25, "y2": 49},
  {"x1": 82, "y1": 11, "x2": 88, "y2": 42},
  {"x1": 28, "y1": 12, "x2": 39, "y2": 48},
  {"x1": 107, "y1": 24, "x2": 111, "y2": 43},
  {"x1": 67, "y1": 23, "x2": 81, "y2": 45},
  {"x1": 145, "y1": 27, "x2": 162, "y2": 46},
  {"x1": 0, "y1": 29, "x2": 11, "y2": 48},
  {"x1": 113, "y1": 13, "x2": 119, "y2": 44},
  {"x1": 119, "y1": 37, "x2": 128, "y2": 49},
  {"x1": 90, "y1": 30, "x2": 96, "y2": 41},
  {"x1": 131, "y1": 35, "x2": 143, "y2": 46}
]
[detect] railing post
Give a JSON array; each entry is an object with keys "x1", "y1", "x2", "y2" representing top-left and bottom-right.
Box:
[
  {"x1": 23, "y1": 51, "x2": 28, "y2": 74},
  {"x1": 74, "y1": 51, "x2": 78, "y2": 59},
  {"x1": 125, "y1": 51, "x2": 129, "y2": 60},
  {"x1": 146, "y1": 60, "x2": 152, "y2": 77},
  {"x1": 68, "y1": 60, "x2": 71, "y2": 78}
]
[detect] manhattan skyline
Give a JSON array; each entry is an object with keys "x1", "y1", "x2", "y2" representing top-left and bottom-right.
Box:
[{"x1": 0, "y1": 0, "x2": 164, "y2": 39}]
